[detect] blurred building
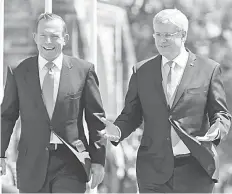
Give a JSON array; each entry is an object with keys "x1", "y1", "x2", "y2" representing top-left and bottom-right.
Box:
[
  {"x1": 97, "y1": 1, "x2": 137, "y2": 119},
  {"x1": 97, "y1": 1, "x2": 140, "y2": 193}
]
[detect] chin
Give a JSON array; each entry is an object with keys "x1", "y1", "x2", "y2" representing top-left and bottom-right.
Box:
[
  {"x1": 158, "y1": 49, "x2": 168, "y2": 56},
  {"x1": 42, "y1": 55, "x2": 56, "y2": 61}
]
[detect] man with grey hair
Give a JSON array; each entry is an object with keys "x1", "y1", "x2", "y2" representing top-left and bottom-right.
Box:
[
  {"x1": 1, "y1": 13, "x2": 106, "y2": 193},
  {"x1": 98, "y1": 8, "x2": 231, "y2": 193}
]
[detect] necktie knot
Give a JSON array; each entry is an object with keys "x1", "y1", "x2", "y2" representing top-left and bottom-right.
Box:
[
  {"x1": 167, "y1": 61, "x2": 174, "y2": 69},
  {"x1": 45, "y1": 62, "x2": 54, "y2": 70}
]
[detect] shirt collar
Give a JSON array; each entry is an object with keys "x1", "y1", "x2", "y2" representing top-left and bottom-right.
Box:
[
  {"x1": 38, "y1": 53, "x2": 63, "y2": 71},
  {"x1": 162, "y1": 47, "x2": 189, "y2": 68}
]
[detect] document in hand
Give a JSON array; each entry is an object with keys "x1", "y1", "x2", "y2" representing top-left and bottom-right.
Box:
[
  {"x1": 52, "y1": 131, "x2": 91, "y2": 181},
  {"x1": 169, "y1": 118, "x2": 201, "y2": 145}
]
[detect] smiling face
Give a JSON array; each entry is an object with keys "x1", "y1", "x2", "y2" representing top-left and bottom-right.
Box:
[
  {"x1": 33, "y1": 18, "x2": 69, "y2": 61},
  {"x1": 154, "y1": 22, "x2": 185, "y2": 60}
]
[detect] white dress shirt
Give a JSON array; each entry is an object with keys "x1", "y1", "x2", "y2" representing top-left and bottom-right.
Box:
[
  {"x1": 161, "y1": 46, "x2": 190, "y2": 155},
  {"x1": 38, "y1": 54, "x2": 63, "y2": 144}
]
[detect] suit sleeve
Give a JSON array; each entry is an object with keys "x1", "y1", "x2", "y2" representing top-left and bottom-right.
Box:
[
  {"x1": 207, "y1": 64, "x2": 231, "y2": 144},
  {"x1": 1, "y1": 67, "x2": 19, "y2": 157},
  {"x1": 113, "y1": 71, "x2": 143, "y2": 145},
  {"x1": 84, "y1": 64, "x2": 106, "y2": 166}
]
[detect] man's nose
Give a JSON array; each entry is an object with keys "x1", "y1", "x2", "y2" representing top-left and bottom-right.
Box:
[
  {"x1": 160, "y1": 37, "x2": 167, "y2": 43},
  {"x1": 45, "y1": 36, "x2": 52, "y2": 43}
]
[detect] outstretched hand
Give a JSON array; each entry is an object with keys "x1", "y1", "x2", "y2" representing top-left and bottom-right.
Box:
[
  {"x1": 196, "y1": 118, "x2": 220, "y2": 142},
  {"x1": 94, "y1": 113, "x2": 121, "y2": 141}
]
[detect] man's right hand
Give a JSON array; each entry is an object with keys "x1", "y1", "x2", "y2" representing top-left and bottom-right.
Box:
[
  {"x1": 0, "y1": 158, "x2": 6, "y2": 176},
  {"x1": 98, "y1": 118, "x2": 121, "y2": 142}
]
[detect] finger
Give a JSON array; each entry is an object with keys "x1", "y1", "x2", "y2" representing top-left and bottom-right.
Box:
[
  {"x1": 98, "y1": 131, "x2": 111, "y2": 139},
  {"x1": 105, "y1": 134, "x2": 118, "y2": 141},
  {"x1": 3, "y1": 168, "x2": 6, "y2": 175},
  {"x1": 215, "y1": 118, "x2": 221, "y2": 125},
  {"x1": 93, "y1": 113, "x2": 105, "y2": 117},
  {"x1": 98, "y1": 129, "x2": 106, "y2": 136},
  {"x1": 195, "y1": 136, "x2": 210, "y2": 141},
  {"x1": 91, "y1": 174, "x2": 98, "y2": 189},
  {"x1": 207, "y1": 131, "x2": 219, "y2": 138},
  {"x1": 95, "y1": 172, "x2": 104, "y2": 187},
  {"x1": 100, "y1": 117, "x2": 112, "y2": 126},
  {"x1": 213, "y1": 118, "x2": 221, "y2": 130},
  {"x1": 209, "y1": 118, "x2": 221, "y2": 131},
  {"x1": 94, "y1": 137, "x2": 108, "y2": 148},
  {"x1": 99, "y1": 172, "x2": 104, "y2": 184},
  {"x1": 0, "y1": 167, "x2": 6, "y2": 176},
  {"x1": 93, "y1": 113, "x2": 109, "y2": 125}
]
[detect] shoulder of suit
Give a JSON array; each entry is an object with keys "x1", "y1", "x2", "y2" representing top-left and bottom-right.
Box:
[
  {"x1": 13, "y1": 56, "x2": 37, "y2": 73},
  {"x1": 133, "y1": 55, "x2": 159, "y2": 73},
  {"x1": 195, "y1": 54, "x2": 220, "y2": 69},
  {"x1": 64, "y1": 55, "x2": 93, "y2": 70}
]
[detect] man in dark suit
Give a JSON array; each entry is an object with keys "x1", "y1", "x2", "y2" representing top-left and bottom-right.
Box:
[
  {"x1": 98, "y1": 9, "x2": 231, "y2": 193},
  {"x1": 1, "y1": 13, "x2": 106, "y2": 193}
]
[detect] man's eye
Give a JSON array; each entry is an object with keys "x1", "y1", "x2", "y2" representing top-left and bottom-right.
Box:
[{"x1": 164, "y1": 34, "x2": 171, "y2": 38}]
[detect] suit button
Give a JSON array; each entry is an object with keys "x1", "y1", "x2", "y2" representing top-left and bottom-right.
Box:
[
  {"x1": 169, "y1": 115, "x2": 172, "y2": 119},
  {"x1": 50, "y1": 126, "x2": 53, "y2": 130},
  {"x1": 45, "y1": 147, "x2": 49, "y2": 151},
  {"x1": 167, "y1": 137, "x2": 170, "y2": 141}
]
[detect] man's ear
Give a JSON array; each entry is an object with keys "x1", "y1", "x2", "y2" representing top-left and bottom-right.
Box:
[
  {"x1": 32, "y1": 33, "x2": 37, "y2": 44},
  {"x1": 181, "y1": 31, "x2": 187, "y2": 42},
  {"x1": 64, "y1": 34, "x2": 69, "y2": 45}
]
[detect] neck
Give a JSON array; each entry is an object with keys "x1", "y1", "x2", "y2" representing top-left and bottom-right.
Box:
[{"x1": 167, "y1": 45, "x2": 186, "y2": 61}]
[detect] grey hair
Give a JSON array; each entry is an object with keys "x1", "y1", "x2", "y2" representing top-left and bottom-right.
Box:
[{"x1": 153, "y1": 9, "x2": 188, "y2": 33}]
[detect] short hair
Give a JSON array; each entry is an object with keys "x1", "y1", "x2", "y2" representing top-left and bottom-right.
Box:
[
  {"x1": 34, "y1": 12, "x2": 68, "y2": 34},
  {"x1": 153, "y1": 9, "x2": 188, "y2": 33}
]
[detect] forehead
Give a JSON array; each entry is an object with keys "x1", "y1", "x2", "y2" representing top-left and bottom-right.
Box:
[
  {"x1": 154, "y1": 22, "x2": 179, "y2": 33},
  {"x1": 37, "y1": 18, "x2": 64, "y2": 33}
]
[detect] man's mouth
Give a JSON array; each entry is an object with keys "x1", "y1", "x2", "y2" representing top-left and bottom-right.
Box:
[
  {"x1": 159, "y1": 45, "x2": 170, "y2": 48},
  {"x1": 43, "y1": 47, "x2": 55, "y2": 51}
]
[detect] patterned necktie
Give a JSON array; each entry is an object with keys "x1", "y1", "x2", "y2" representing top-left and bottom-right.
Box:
[
  {"x1": 42, "y1": 62, "x2": 55, "y2": 119},
  {"x1": 166, "y1": 61, "x2": 180, "y2": 147}
]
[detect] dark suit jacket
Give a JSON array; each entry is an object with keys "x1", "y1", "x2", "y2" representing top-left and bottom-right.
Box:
[
  {"x1": 1, "y1": 55, "x2": 106, "y2": 192},
  {"x1": 113, "y1": 50, "x2": 231, "y2": 185}
]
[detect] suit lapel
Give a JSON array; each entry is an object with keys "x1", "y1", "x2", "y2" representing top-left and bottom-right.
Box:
[
  {"x1": 150, "y1": 55, "x2": 169, "y2": 109},
  {"x1": 24, "y1": 56, "x2": 50, "y2": 121},
  {"x1": 52, "y1": 55, "x2": 72, "y2": 124},
  {"x1": 171, "y1": 50, "x2": 197, "y2": 110}
]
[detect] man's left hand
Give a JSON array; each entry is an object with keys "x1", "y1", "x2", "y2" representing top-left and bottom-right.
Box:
[
  {"x1": 90, "y1": 163, "x2": 105, "y2": 189},
  {"x1": 196, "y1": 118, "x2": 220, "y2": 142}
]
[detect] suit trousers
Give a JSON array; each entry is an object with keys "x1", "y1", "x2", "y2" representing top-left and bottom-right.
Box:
[
  {"x1": 20, "y1": 144, "x2": 86, "y2": 193},
  {"x1": 138, "y1": 154, "x2": 215, "y2": 193}
]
